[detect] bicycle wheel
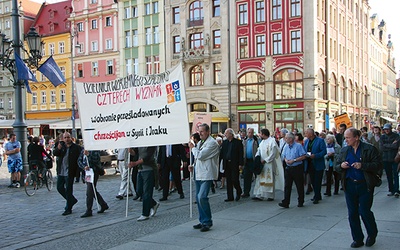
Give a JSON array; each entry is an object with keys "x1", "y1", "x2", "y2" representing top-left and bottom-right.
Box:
[
  {"x1": 25, "y1": 172, "x2": 37, "y2": 196},
  {"x1": 45, "y1": 170, "x2": 53, "y2": 191}
]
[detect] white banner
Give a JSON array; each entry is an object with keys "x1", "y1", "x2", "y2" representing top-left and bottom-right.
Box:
[{"x1": 76, "y1": 63, "x2": 190, "y2": 150}]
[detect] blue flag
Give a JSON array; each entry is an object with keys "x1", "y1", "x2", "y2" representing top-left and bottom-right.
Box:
[
  {"x1": 24, "y1": 80, "x2": 32, "y2": 94},
  {"x1": 15, "y1": 53, "x2": 37, "y2": 83},
  {"x1": 38, "y1": 56, "x2": 66, "y2": 87}
]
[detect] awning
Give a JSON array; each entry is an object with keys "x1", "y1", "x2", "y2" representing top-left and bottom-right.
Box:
[
  {"x1": 188, "y1": 112, "x2": 230, "y2": 123},
  {"x1": 380, "y1": 116, "x2": 397, "y2": 123},
  {"x1": 49, "y1": 119, "x2": 81, "y2": 129},
  {"x1": 0, "y1": 119, "x2": 62, "y2": 129}
]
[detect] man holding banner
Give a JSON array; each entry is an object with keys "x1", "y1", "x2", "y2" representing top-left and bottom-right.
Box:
[{"x1": 189, "y1": 123, "x2": 220, "y2": 232}]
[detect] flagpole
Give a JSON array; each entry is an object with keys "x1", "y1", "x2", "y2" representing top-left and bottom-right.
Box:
[
  {"x1": 11, "y1": 0, "x2": 28, "y2": 179},
  {"x1": 70, "y1": 28, "x2": 77, "y2": 139}
]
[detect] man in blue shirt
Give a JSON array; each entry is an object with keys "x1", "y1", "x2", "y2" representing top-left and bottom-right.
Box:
[
  {"x1": 4, "y1": 134, "x2": 22, "y2": 188},
  {"x1": 241, "y1": 128, "x2": 258, "y2": 198},
  {"x1": 279, "y1": 132, "x2": 307, "y2": 208}
]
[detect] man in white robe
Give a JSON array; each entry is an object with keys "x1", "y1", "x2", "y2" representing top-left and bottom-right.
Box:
[{"x1": 252, "y1": 129, "x2": 284, "y2": 200}]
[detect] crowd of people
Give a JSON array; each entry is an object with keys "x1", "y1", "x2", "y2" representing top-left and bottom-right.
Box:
[{"x1": 1, "y1": 122, "x2": 399, "y2": 247}]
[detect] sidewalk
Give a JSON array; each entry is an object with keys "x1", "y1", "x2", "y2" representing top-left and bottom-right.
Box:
[{"x1": 112, "y1": 182, "x2": 400, "y2": 250}]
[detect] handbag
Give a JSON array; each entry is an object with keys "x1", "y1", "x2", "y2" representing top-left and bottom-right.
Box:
[{"x1": 253, "y1": 155, "x2": 263, "y2": 175}]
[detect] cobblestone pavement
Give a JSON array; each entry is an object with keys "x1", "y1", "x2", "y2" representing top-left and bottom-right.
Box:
[{"x1": 0, "y1": 163, "x2": 239, "y2": 250}]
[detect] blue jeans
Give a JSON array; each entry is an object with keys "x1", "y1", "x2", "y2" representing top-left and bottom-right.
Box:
[
  {"x1": 195, "y1": 180, "x2": 213, "y2": 226},
  {"x1": 309, "y1": 168, "x2": 324, "y2": 201},
  {"x1": 345, "y1": 179, "x2": 378, "y2": 242},
  {"x1": 137, "y1": 170, "x2": 156, "y2": 217},
  {"x1": 383, "y1": 161, "x2": 399, "y2": 194},
  {"x1": 57, "y1": 175, "x2": 77, "y2": 211}
]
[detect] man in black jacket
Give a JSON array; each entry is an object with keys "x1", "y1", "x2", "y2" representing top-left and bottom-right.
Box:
[
  {"x1": 220, "y1": 128, "x2": 244, "y2": 201},
  {"x1": 336, "y1": 128, "x2": 382, "y2": 248},
  {"x1": 53, "y1": 132, "x2": 82, "y2": 216},
  {"x1": 157, "y1": 144, "x2": 188, "y2": 201}
]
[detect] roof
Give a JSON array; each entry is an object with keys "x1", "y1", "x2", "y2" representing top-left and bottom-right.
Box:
[
  {"x1": 32, "y1": 0, "x2": 72, "y2": 37},
  {"x1": 20, "y1": 0, "x2": 42, "y2": 17}
]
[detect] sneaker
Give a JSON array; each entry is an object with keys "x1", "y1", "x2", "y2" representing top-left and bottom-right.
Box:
[
  {"x1": 8, "y1": 183, "x2": 16, "y2": 188},
  {"x1": 387, "y1": 193, "x2": 394, "y2": 196},
  {"x1": 15, "y1": 182, "x2": 20, "y2": 188},
  {"x1": 150, "y1": 202, "x2": 160, "y2": 217},
  {"x1": 137, "y1": 215, "x2": 149, "y2": 221},
  {"x1": 395, "y1": 193, "x2": 400, "y2": 198}
]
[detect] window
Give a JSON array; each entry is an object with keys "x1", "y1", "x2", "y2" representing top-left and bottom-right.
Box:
[
  {"x1": 106, "y1": 39, "x2": 112, "y2": 50},
  {"x1": 92, "y1": 62, "x2": 98, "y2": 76},
  {"x1": 213, "y1": 0, "x2": 220, "y2": 17},
  {"x1": 5, "y1": 6, "x2": 9, "y2": 12},
  {"x1": 272, "y1": 0, "x2": 282, "y2": 20},
  {"x1": 274, "y1": 69, "x2": 303, "y2": 100},
  {"x1": 133, "y1": 58, "x2": 139, "y2": 74},
  {"x1": 173, "y1": 36, "x2": 181, "y2": 53},
  {"x1": 77, "y1": 63, "x2": 83, "y2": 77},
  {"x1": 5, "y1": 20, "x2": 10, "y2": 29},
  {"x1": 51, "y1": 90, "x2": 56, "y2": 104},
  {"x1": 91, "y1": 19, "x2": 98, "y2": 29},
  {"x1": 291, "y1": 30, "x2": 301, "y2": 52},
  {"x1": 91, "y1": 41, "x2": 98, "y2": 51},
  {"x1": 50, "y1": 24, "x2": 54, "y2": 32},
  {"x1": 239, "y1": 72, "x2": 265, "y2": 102},
  {"x1": 90, "y1": 0, "x2": 97, "y2": 4},
  {"x1": 127, "y1": 30, "x2": 133, "y2": 47},
  {"x1": 189, "y1": 1, "x2": 204, "y2": 26},
  {"x1": 239, "y1": 112, "x2": 266, "y2": 131},
  {"x1": 213, "y1": 30, "x2": 221, "y2": 49},
  {"x1": 65, "y1": 21, "x2": 70, "y2": 30},
  {"x1": 145, "y1": 3, "x2": 151, "y2": 15},
  {"x1": 105, "y1": 16, "x2": 112, "y2": 27},
  {"x1": 173, "y1": 7, "x2": 180, "y2": 24},
  {"x1": 214, "y1": 63, "x2": 221, "y2": 84},
  {"x1": 190, "y1": 65, "x2": 204, "y2": 86},
  {"x1": 153, "y1": 26, "x2": 159, "y2": 44},
  {"x1": 60, "y1": 66, "x2": 66, "y2": 79},
  {"x1": 133, "y1": 29, "x2": 138, "y2": 46},
  {"x1": 41, "y1": 91, "x2": 46, "y2": 104},
  {"x1": 59, "y1": 42, "x2": 65, "y2": 54},
  {"x1": 238, "y1": 4, "x2": 248, "y2": 25},
  {"x1": 273, "y1": 33, "x2": 282, "y2": 54},
  {"x1": 8, "y1": 98, "x2": 12, "y2": 109},
  {"x1": 32, "y1": 93, "x2": 37, "y2": 105},
  {"x1": 107, "y1": 60, "x2": 113, "y2": 75},
  {"x1": 256, "y1": 35, "x2": 266, "y2": 56},
  {"x1": 190, "y1": 33, "x2": 203, "y2": 49},
  {"x1": 60, "y1": 89, "x2": 66, "y2": 103},
  {"x1": 132, "y1": 6, "x2": 138, "y2": 17},
  {"x1": 291, "y1": 0, "x2": 301, "y2": 17},
  {"x1": 146, "y1": 57, "x2": 152, "y2": 75},
  {"x1": 124, "y1": 7, "x2": 131, "y2": 18},
  {"x1": 154, "y1": 56, "x2": 160, "y2": 74},
  {"x1": 256, "y1": 1, "x2": 265, "y2": 22},
  {"x1": 146, "y1": 28, "x2": 152, "y2": 45},
  {"x1": 126, "y1": 59, "x2": 133, "y2": 75},
  {"x1": 49, "y1": 43, "x2": 55, "y2": 55},
  {"x1": 239, "y1": 37, "x2": 248, "y2": 58},
  {"x1": 153, "y1": 1, "x2": 158, "y2": 13},
  {"x1": 77, "y1": 22, "x2": 83, "y2": 32},
  {"x1": 42, "y1": 46, "x2": 46, "y2": 56}
]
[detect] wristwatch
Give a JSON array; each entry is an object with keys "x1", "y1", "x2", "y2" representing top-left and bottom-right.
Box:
[{"x1": 294, "y1": 158, "x2": 297, "y2": 162}]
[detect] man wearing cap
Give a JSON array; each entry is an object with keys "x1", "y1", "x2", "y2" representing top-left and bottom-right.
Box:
[{"x1": 380, "y1": 123, "x2": 400, "y2": 197}]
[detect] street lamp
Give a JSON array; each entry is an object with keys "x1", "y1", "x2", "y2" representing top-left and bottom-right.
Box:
[
  {"x1": 0, "y1": 0, "x2": 43, "y2": 181},
  {"x1": 70, "y1": 27, "x2": 78, "y2": 139}
]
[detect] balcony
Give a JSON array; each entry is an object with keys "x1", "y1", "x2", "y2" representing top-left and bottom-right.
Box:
[{"x1": 187, "y1": 18, "x2": 204, "y2": 28}]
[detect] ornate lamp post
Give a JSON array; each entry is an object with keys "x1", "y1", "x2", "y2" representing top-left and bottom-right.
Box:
[{"x1": 0, "y1": 0, "x2": 43, "y2": 181}]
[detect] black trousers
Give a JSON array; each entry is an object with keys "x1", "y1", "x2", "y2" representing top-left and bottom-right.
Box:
[
  {"x1": 282, "y1": 164, "x2": 304, "y2": 205},
  {"x1": 242, "y1": 159, "x2": 254, "y2": 196},
  {"x1": 131, "y1": 166, "x2": 139, "y2": 196},
  {"x1": 225, "y1": 161, "x2": 242, "y2": 200},
  {"x1": 325, "y1": 167, "x2": 340, "y2": 194},
  {"x1": 162, "y1": 158, "x2": 183, "y2": 199},
  {"x1": 86, "y1": 172, "x2": 107, "y2": 213}
]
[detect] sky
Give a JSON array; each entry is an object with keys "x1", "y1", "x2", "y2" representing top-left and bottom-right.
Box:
[{"x1": 368, "y1": 0, "x2": 400, "y2": 75}]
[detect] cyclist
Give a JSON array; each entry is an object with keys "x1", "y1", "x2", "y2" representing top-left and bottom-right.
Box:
[{"x1": 28, "y1": 136, "x2": 52, "y2": 177}]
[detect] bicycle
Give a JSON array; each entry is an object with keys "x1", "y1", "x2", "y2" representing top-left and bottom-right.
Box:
[{"x1": 24, "y1": 160, "x2": 53, "y2": 196}]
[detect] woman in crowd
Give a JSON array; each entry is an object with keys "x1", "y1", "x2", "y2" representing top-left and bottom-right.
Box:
[{"x1": 324, "y1": 134, "x2": 341, "y2": 196}]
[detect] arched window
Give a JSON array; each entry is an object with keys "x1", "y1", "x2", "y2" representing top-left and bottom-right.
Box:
[
  {"x1": 349, "y1": 80, "x2": 353, "y2": 104},
  {"x1": 339, "y1": 76, "x2": 345, "y2": 103},
  {"x1": 317, "y1": 69, "x2": 325, "y2": 99},
  {"x1": 239, "y1": 72, "x2": 265, "y2": 102},
  {"x1": 274, "y1": 68, "x2": 303, "y2": 100},
  {"x1": 330, "y1": 73, "x2": 337, "y2": 101},
  {"x1": 189, "y1": 1, "x2": 203, "y2": 26},
  {"x1": 190, "y1": 65, "x2": 204, "y2": 86}
]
